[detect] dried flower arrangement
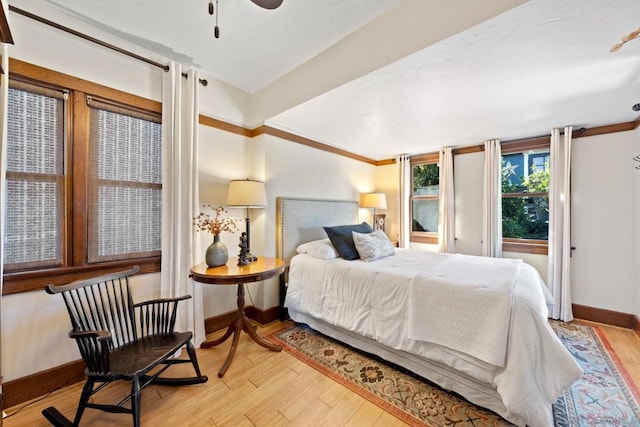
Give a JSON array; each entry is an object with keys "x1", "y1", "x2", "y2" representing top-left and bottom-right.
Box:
[{"x1": 193, "y1": 205, "x2": 240, "y2": 236}]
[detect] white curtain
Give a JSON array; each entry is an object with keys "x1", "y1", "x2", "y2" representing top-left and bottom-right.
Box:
[
  {"x1": 482, "y1": 139, "x2": 503, "y2": 257},
  {"x1": 396, "y1": 154, "x2": 411, "y2": 248},
  {"x1": 160, "y1": 63, "x2": 206, "y2": 346},
  {"x1": 438, "y1": 147, "x2": 455, "y2": 253},
  {"x1": 548, "y1": 126, "x2": 573, "y2": 321}
]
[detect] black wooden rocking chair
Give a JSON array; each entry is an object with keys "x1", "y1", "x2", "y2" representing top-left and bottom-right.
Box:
[{"x1": 42, "y1": 266, "x2": 208, "y2": 426}]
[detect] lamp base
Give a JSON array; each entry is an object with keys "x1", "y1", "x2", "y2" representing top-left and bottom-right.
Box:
[{"x1": 244, "y1": 213, "x2": 257, "y2": 262}]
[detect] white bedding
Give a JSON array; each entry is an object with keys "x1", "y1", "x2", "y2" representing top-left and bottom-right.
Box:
[
  {"x1": 284, "y1": 249, "x2": 582, "y2": 427},
  {"x1": 408, "y1": 253, "x2": 521, "y2": 366}
]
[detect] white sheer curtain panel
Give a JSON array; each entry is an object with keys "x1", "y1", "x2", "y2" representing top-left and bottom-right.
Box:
[
  {"x1": 482, "y1": 139, "x2": 503, "y2": 257},
  {"x1": 438, "y1": 147, "x2": 455, "y2": 253},
  {"x1": 160, "y1": 63, "x2": 206, "y2": 346},
  {"x1": 397, "y1": 154, "x2": 411, "y2": 248},
  {"x1": 548, "y1": 126, "x2": 573, "y2": 321}
]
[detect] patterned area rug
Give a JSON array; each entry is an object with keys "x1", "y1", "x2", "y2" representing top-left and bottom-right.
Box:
[
  {"x1": 266, "y1": 321, "x2": 640, "y2": 426},
  {"x1": 551, "y1": 321, "x2": 640, "y2": 426}
]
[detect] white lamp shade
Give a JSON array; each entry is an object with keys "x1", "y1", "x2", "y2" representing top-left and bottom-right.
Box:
[
  {"x1": 359, "y1": 193, "x2": 387, "y2": 210},
  {"x1": 226, "y1": 179, "x2": 267, "y2": 207}
]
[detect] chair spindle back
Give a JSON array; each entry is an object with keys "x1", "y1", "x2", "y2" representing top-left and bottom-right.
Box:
[{"x1": 47, "y1": 267, "x2": 140, "y2": 350}]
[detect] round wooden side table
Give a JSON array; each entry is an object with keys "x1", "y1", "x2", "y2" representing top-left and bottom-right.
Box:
[{"x1": 191, "y1": 257, "x2": 285, "y2": 378}]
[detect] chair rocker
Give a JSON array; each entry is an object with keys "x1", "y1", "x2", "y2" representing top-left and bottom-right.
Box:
[{"x1": 42, "y1": 266, "x2": 208, "y2": 426}]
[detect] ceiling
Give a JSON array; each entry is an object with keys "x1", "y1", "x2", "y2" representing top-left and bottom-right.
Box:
[{"x1": 12, "y1": 0, "x2": 640, "y2": 161}]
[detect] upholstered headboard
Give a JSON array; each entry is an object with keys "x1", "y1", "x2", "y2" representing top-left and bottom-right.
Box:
[{"x1": 276, "y1": 197, "x2": 359, "y2": 265}]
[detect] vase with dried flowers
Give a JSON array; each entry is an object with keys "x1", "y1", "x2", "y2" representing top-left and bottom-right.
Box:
[{"x1": 193, "y1": 205, "x2": 240, "y2": 267}]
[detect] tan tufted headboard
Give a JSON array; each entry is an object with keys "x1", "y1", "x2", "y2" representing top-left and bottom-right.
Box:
[{"x1": 276, "y1": 197, "x2": 359, "y2": 265}]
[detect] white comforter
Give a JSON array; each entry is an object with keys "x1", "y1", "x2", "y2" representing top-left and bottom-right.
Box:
[
  {"x1": 408, "y1": 253, "x2": 521, "y2": 366},
  {"x1": 285, "y1": 249, "x2": 582, "y2": 427}
]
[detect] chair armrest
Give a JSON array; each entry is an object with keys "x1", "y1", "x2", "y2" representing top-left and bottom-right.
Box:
[
  {"x1": 68, "y1": 329, "x2": 112, "y2": 374},
  {"x1": 133, "y1": 294, "x2": 192, "y2": 309},
  {"x1": 134, "y1": 295, "x2": 192, "y2": 336},
  {"x1": 69, "y1": 329, "x2": 112, "y2": 341}
]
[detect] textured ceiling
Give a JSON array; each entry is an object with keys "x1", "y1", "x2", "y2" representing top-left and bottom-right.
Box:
[
  {"x1": 269, "y1": 0, "x2": 640, "y2": 160},
  {"x1": 13, "y1": 0, "x2": 640, "y2": 161},
  {"x1": 35, "y1": 0, "x2": 401, "y2": 94}
]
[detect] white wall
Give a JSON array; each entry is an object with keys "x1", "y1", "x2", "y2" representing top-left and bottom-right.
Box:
[
  {"x1": 8, "y1": 4, "x2": 163, "y2": 102},
  {"x1": 199, "y1": 75, "x2": 254, "y2": 128},
  {"x1": 571, "y1": 130, "x2": 640, "y2": 315},
  {"x1": 261, "y1": 134, "x2": 376, "y2": 309},
  {"x1": 196, "y1": 125, "x2": 255, "y2": 318},
  {"x1": 454, "y1": 151, "x2": 484, "y2": 256}
]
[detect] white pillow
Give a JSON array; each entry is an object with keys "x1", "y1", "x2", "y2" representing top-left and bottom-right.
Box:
[
  {"x1": 296, "y1": 238, "x2": 339, "y2": 259},
  {"x1": 352, "y1": 229, "x2": 395, "y2": 262}
]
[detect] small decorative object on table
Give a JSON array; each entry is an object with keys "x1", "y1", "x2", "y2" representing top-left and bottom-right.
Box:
[
  {"x1": 237, "y1": 232, "x2": 250, "y2": 266},
  {"x1": 193, "y1": 205, "x2": 240, "y2": 267},
  {"x1": 207, "y1": 235, "x2": 228, "y2": 268},
  {"x1": 374, "y1": 213, "x2": 386, "y2": 232}
]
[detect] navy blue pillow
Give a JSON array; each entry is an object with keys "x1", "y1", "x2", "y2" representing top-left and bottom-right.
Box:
[{"x1": 323, "y1": 222, "x2": 373, "y2": 260}]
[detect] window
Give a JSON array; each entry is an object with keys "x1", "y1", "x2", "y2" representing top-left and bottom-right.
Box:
[
  {"x1": 87, "y1": 97, "x2": 162, "y2": 263},
  {"x1": 3, "y1": 60, "x2": 162, "y2": 294},
  {"x1": 501, "y1": 141, "x2": 550, "y2": 254},
  {"x1": 410, "y1": 153, "x2": 439, "y2": 244},
  {"x1": 5, "y1": 81, "x2": 65, "y2": 271}
]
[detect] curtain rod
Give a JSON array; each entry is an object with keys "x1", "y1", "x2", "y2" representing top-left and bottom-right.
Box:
[{"x1": 9, "y1": 5, "x2": 208, "y2": 86}]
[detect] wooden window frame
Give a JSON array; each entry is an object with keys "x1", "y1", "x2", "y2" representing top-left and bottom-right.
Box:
[
  {"x1": 85, "y1": 97, "x2": 162, "y2": 264},
  {"x1": 501, "y1": 140, "x2": 550, "y2": 255},
  {"x1": 409, "y1": 153, "x2": 439, "y2": 245},
  {"x1": 3, "y1": 59, "x2": 162, "y2": 295},
  {"x1": 0, "y1": 0, "x2": 14, "y2": 45}
]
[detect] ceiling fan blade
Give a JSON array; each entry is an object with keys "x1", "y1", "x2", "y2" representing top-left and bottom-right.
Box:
[
  {"x1": 622, "y1": 29, "x2": 640, "y2": 42},
  {"x1": 250, "y1": 0, "x2": 284, "y2": 9},
  {"x1": 610, "y1": 41, "x2": 624, "y2": 53}
]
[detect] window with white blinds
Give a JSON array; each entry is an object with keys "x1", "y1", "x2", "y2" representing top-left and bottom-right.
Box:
[
  {"x1": 3, "y1": 63, "x2": 163, "y2": 292},
  {"x1": 87, "y1": 97, "x2": 162, "y2": 263},
  {"x1": 4, "y1": 81, "x2": 65, "y2": 271}
]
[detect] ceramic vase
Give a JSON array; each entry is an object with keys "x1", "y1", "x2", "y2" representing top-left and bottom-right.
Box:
[{"x1": 205, "y1": 234, "x2": 228, "y2": 267}]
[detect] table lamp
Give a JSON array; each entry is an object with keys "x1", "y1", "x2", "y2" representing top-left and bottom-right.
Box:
[
  {"x1": 227, "y1": 179, "x2": 267, "y2": 262},
  {"x1": 359, "y1": 192, "x2": 387, "y2": 229}
]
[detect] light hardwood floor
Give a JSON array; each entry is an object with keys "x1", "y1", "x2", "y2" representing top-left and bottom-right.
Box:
[{"x1": 4, "y1": 320, "x2": 640, "y2": 427}]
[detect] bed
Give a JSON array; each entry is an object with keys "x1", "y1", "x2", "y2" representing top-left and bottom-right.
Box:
[{"x1": 277, "y1": 197, "x2": 582, "y2": 427}]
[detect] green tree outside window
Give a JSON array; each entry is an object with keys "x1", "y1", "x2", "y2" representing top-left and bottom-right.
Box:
[{"x1": 502, "y1": 159, "x2": 549, "y2": 240}]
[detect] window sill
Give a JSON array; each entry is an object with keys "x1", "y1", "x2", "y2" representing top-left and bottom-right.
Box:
[
  {"x1": 502, "y1": 239, "x2": 548, "y2": 255},
  {"x1": 410, "y1": 233, "x2": 438, "y2": 245},
  {"x1": 2, "y1": 257, "x2": 161, "y2": 295}
]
